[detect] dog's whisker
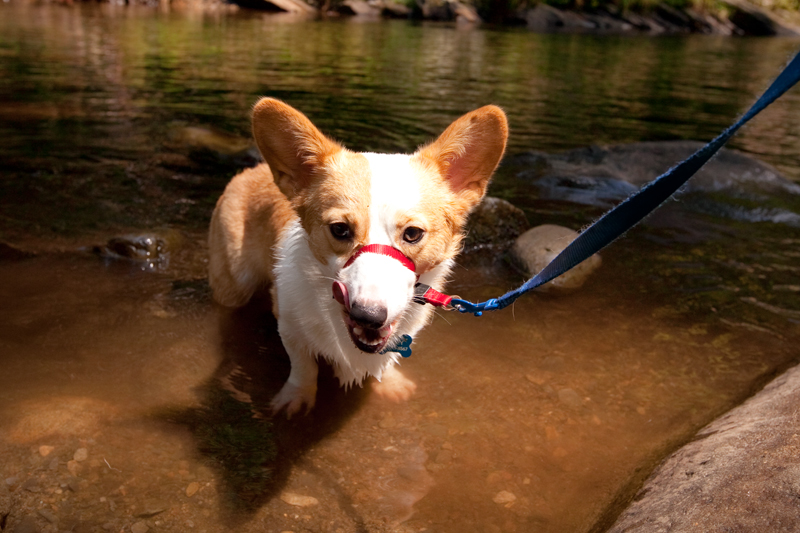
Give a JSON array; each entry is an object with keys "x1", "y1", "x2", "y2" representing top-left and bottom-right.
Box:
[{"x1": 432, "y1": 309, "x2": 452, "y2": 326}]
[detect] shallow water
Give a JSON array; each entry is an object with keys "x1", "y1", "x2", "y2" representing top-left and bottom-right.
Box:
[{"x1": 1, "y1": 3, "x2": 800, "y2": 532}]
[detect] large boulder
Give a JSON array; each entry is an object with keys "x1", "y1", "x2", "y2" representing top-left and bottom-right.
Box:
[{"x1": 609, "y1": 362, "x2": 800, "y2": 531}]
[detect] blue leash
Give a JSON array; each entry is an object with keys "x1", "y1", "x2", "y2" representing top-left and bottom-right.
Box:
[{"x1": 451, "y1": 50, "x2": 800, "y2": 317}]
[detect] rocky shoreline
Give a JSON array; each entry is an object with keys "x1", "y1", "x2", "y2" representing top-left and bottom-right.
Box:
[{"x1": 230, "y1": 0, "x2": 800, "y2": 36}]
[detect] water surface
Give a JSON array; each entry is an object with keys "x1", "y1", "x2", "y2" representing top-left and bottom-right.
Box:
[{"x1": 1, "y1": 3, "x2": 800, "y2": 532}]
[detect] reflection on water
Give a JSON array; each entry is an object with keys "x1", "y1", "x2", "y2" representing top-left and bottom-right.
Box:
[{"x1": 1, "y1": 2, "x2": 800, "y2": 532}]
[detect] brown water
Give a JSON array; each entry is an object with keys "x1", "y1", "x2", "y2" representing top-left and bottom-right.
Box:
[{"x1": 1, "y1": 3, "x2": 800, "y2": 532}]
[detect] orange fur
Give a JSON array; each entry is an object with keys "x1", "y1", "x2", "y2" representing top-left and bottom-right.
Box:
[{"x1": 208, "y1": 97, "x2": 508, "y2": 416}]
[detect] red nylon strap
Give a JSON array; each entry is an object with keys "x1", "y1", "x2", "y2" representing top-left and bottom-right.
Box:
[
  {"x1": 343, "y1": 244, "x2": 416, "y2": 273},
  {"x1": 422, "y1": 286, "x2": 453, "y2": 307}
]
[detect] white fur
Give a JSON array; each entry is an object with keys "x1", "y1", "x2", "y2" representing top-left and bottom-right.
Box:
[{"x1": 269, "y1": 153, "x2": 453, "y2": 415}]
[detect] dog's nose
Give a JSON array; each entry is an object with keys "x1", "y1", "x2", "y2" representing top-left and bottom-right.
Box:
[{"x1": 349, "y1": 302, "x2": 388, "y2": 329}]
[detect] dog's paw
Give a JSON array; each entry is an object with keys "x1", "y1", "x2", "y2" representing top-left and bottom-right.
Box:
[
  {"x1": 373, "y1": 366, "x2": 417, "y2": 403},
  {"x1": 271, "y1": 381, "x2": 316, "y2": 419}
]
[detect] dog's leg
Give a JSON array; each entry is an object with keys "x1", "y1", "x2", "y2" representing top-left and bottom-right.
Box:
[
  {"x1": 271, "y1": 344, "x2": 318, "y2": 418},
  {"x1": 372, "y1": 364, "x2": 417, "y2": 403}
]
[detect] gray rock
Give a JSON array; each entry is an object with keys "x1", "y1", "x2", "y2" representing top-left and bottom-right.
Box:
[
  {"x1": 507, "y1": 141, "x2": 800, "y2": 227},
  {"x1": 609, "y1": 363, "x2": 800, "y2": 532},
  {"x1": 463, "y1": 196, "x2": 530, "y2": 255},
  {"x1": 510, "y1": 225, "x2": 601, "y2": 292}
]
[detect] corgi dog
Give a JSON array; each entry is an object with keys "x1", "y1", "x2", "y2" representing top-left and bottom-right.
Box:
[{"x1": 208, "y1": 98, "x2": 508, "y2": 417}]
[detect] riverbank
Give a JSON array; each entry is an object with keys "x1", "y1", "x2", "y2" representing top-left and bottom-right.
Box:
[{"x1": 330, "y1": 0, "x2": 800, "y2": 36}]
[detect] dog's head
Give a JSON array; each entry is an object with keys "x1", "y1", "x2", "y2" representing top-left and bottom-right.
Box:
[{"x1": 252, "y1": 98, "x2": 508, "y2": 353}]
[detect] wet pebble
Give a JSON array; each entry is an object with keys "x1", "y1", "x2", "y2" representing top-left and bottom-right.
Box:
[
  {"x1": 37, "y1": 509, "x2": 58, "y2": 525},
  {"x1": 67, "y1": 478, "x2": 81, "y2": 493},
  {"x1": 558, "y1": 388, "x2": 583, "y2": 409},
  {"x1": 67, "y1": 460, "x2": 82, "y2": 476},
  {"x1": 185, "y1": 482, "x2": 200, "y2": 497},
  {"x1": 492, "y1": 491, "x2": 517, "y2": 505},
  {"x1": 21, "y1": 478, "x2": 39, "y2": 493},
  {"x1": 131, "y1": 521, "x2": 149, "y2": 533},
  {"x1": 38, "y1": 445, "x2": 54, "y2": 457},
  {"x1": 280, "y1": 492, "x2": 319, "y2": 507},
  {"x1": 73, "y1": 448, "x2": 88, "y2": 462}
]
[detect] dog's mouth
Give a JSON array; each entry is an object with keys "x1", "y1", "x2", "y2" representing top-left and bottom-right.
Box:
[{"x1": 343, "y1": 314, "x2": 394, "y2": 354}]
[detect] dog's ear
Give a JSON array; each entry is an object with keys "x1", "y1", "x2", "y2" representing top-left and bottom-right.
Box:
[
  {"x1": 416, "y1": 105, "x2": 508, "y2": 210},
  {"x1": 251, "y1": 98, "x2": 342, "y2": 199}
]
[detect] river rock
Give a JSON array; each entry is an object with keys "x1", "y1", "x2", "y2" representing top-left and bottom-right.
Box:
[
  {"x1": 609, "y1": 363, "x2": 800, "y2": 532},
  {"x1": 510, "y1": 225, "x2": 601, "y2": 292},
  {"x1": 721, "y1": 0, "x2": 799, "y2": 35},
  {"x1": 169, "y1": 125, "x2": 261, "y2": 170},
  {"x1": 379, "y1": 0, "x2": 411, "y2": 18},
  {"x1": 92, "y1": 230, "x2": 183, "y2": 270},
  {"x1": 462, "y1": 196, "x2": 530, "y2": 255},
  {"x1": 506, "y1": 141, "x2": 800, "y2": 227},
  {"x1": 338, "y1": 0, "x2": 380, "y2": 16}
]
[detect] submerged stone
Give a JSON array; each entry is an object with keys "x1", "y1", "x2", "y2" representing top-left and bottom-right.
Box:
[
  {"x1": 92, "y1": 231, "x2": 182, "y2": 271},
  {"x1": 510, "y1": 225, "x2": 602, "y2": 292},
  {"x1": 506, "y1": 141, "x2": 800, "y2": 228},
  {"x1": 463, "y1": 196, "x2": 530, "y2": 255}
]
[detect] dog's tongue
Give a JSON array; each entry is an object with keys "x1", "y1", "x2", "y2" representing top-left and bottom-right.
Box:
[{"x1": 332, "y1": 281, "x2": 350, "y2": 311}]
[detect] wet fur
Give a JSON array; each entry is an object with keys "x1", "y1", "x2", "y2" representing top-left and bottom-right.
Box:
[{"x1": 208, "y1": 98, "x2": 508, "y2": 417}]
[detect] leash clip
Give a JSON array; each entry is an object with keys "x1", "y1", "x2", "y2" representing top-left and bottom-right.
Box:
[{"x1": 413, "y1": 283, "x2": 458, "y2": 310}]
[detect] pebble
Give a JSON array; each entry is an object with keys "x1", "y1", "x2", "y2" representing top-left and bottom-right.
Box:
[
  {"x1": 186, "y1": 482, "x2": 200, "y2": 497},
  {"x1": 280, "y1": 492, "x2": 319, "y2": 507},
  {"x1": 73, "y1": 448, "x2": 88, "y2": 462},
  {"x1": 131, "y1": 521, "x2": 149, "y2": 533},
  {"x1": 493, "y1": 490, "x2": 517, "y2": 505},
  {"x1": 67, "y1": 460, "x2": 82, "y2": 476},
  {"x1": 38, "y1": 445, "x2": 55, "y2": 457},
  {"x1": 526, "y1": 374, "x2": 545, "y2": 385},
  {"x1": 378, "y1": 414, "x2": 396, "y2": 429},
  {"x1": 5, "y1": 476, "x2": 17, "y2": 486},
  {"x1": 558, "y1": 388, "x2": 583, "y2": 409},
  {"x1": 48, "y1": 458, "x2": 59, "y2": 471},
  {"x1": 37, "y1": 509, "x2": 58, "y2": 525},
  {"x1": 22, "y1": 478, "x2": 39, "y2": 493}
]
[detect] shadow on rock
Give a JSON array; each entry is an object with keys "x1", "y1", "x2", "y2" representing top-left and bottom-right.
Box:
[{"x1": 158, "y1": 292, "x2": 368, "y2": 523}]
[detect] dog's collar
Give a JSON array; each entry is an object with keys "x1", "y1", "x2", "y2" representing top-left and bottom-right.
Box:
[{"x1": 343, "y1": 243, "x2": 416, "y2": 273}]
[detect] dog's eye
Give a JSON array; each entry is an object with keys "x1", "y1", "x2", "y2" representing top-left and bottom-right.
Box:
[
  {"x1": 329, "y1": 223, "x2": 352, "y2": 241},
  {"x1": 403, "y1": 226, "x2": 425, "y2": 244}
]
